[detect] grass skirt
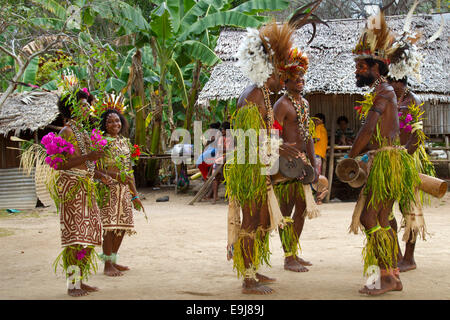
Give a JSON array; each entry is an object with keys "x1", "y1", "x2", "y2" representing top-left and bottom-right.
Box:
[{"x1": 365, "y1": 147, "x2": 420, "y2": 212}]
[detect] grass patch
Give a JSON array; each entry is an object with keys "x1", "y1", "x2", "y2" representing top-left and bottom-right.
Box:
[{"x1": 0, "y1": 228, "x2": 14, "y2": 237}]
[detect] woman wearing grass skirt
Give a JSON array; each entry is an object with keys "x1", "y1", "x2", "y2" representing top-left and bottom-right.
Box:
[{"x1": 97, "y1": 98, "x2": 143, "y2": 277}]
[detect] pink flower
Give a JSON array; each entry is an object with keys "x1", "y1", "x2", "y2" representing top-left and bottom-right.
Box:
[
  {"x1": 399, "y1": 122, "x2": 405, "y2": 129},
  {"x1": 404, "y1": 124, "x2": 412, "y2": 132},
  {"x1": 405, "y1": 114, "x2": 413, "y2": 123},
  {"x1": 76, "y1": 249, "x2": 87, "y2": 260},
  {"x1": 45, "y1": 156, "x2": 52, "y2": 165},
  {"x1": 398, "y1": 112, "x2": 403, "y2": 118}
]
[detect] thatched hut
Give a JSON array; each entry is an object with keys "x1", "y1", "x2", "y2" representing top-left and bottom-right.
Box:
[
  {"x1": 198, "y1": 14, "x2": 449, "y2": 200},
  {"x1": 0, "y1": 91, "x2": 60, "y2": 209}
]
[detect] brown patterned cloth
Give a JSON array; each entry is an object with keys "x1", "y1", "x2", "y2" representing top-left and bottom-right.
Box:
[
  {"x1": 58, "y1": 170, "x2": 102, "y2": 247},
  {"x1": 99, "y1": 136, "x2": 135, "y2": 235},
  {"x1": 100, "y1": 181, "x2": 135, "y2": 235}
]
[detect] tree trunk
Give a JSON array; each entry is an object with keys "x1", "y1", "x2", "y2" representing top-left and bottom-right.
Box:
[
  {"x1": 128, "y1": 49, "x2": 147, "y2": 187},
  {"x1": 183, "y1": 61, "x2": 202, "y2": 131},
  {"x1": 147, "y1": 83, "x2": 164, "y2": 186}
]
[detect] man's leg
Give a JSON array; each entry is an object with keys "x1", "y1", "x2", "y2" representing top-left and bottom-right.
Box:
[
  {"x1": 240, "y1": 205, "x2": 274, "y2": 294},
  {"x1": 278, "y1": 184, "x2": 307, "y2": 272},
  {"x1": 255, "y1": 201, "x2": 276, "y2": 283},
  {"x1": 292, "y1": 186, "x2": 312, "y2": 268},
  {"x1": 359, "y1": 198, "x2": 398, "y2": 296}
]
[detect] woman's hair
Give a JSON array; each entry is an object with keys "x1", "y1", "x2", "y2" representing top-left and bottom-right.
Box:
[
  {"x1": 100, "y1": 109, "x2": 129, "y2": 136},
  {"x1": 314, "y1": 113, "x2": 325, "y2": 124},
  {"x1": 57, "y1": 89, "x2": 90, "y2": 120}
]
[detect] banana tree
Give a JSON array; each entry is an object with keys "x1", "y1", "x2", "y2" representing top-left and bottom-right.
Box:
[{"x1": 89, "y1": 0, "x2": 289, "y2": 185}]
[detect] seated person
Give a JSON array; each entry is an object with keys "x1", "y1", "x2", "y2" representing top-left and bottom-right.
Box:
[
  {"x1": 335, "y1": 115, "x2": 355, "y2": 145},
  {"x1": 196, "y1": 122, "x2": 221, "y2": 180}
]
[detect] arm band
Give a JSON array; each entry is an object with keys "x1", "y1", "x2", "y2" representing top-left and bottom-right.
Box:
[{"x1": 131, "y1": 195, "x2": 139, "y2": 201}]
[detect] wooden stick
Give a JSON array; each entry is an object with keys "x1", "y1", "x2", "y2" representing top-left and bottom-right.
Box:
[
  {"x1": 326, "y1": 97, "x2": 337, "y2": 203},
  {"x1": 188, "y1": 164, "x2": 223, "y2": 205}
]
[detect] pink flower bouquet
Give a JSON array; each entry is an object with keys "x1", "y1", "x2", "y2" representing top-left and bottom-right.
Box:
[{"x1": 41, "y1": 132, "x2": 75, "y2": 169}]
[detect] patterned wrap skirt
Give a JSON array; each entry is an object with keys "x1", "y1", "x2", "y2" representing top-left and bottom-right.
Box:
[
  {"x1": 100, "y1": 181, "x2": 135, "y2": 236},
  {"x1": 58, "y1": 170, "x2": 102, "y2": 247}
]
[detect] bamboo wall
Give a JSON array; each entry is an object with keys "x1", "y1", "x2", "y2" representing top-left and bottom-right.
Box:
[{"x1": 305, "y1": 93, "x2": 450, "y2": 137}]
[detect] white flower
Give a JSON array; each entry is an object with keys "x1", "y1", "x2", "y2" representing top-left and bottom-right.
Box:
[{"x1": 235, "y1": 28, "x2": 273, "y2": 87}]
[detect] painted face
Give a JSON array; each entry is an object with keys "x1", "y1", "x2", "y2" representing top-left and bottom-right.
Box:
[
  {"x1": 105, "y1": 112, "x2": 122, "y2": 136},
  {"x1": 355, "y1": 60, "x2": 375, "y2": 87}
]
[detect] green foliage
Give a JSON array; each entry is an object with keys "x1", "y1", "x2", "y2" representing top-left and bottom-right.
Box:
[{"x1": 35, "y1": 50, "x2": 77, "y2": 86}]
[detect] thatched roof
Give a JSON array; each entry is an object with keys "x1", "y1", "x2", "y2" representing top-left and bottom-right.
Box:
[
  {"x1": 0, "y1": 92, "x2": 59, "y2": 136},
  {"x1": 198, "y1": 14, "x2": 449, "y2": 106}
]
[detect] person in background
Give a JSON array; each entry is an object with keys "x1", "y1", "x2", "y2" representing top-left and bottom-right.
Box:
[
  {"x1": 312, "y1": 113, "x2": 329, "y2": 204},
  {"x1": 336, "y1": 115, "x2": 355, "y2": 145},
  {"x1": 312, "y1": 113, "x2": 327, "y2": 175}
]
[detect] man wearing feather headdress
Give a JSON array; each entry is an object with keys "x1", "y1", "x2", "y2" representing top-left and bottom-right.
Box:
[
  {"x1": 224, "y1": 21, "x2": 300, "y2": 295},
  {"x1": 347, "y1": 8, "x2": 421, "y2": 295},
  {"x1": 386, "y1": 0, "x2": 444, "y2": 273},
  {"x1": 272, "y1": 47, "x2": 320, "y2": 273}
]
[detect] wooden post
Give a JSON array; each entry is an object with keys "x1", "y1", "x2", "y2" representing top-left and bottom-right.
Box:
[
  {"x1": 325, "y1": 97, "x2": 337, "y2": 203},
  {"x1": 446, "y1": 135, "x2": 450, "y2": 177}
]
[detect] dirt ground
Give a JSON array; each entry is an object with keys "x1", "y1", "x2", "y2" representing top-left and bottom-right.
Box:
[{"x1": 0, "y1": 187, "x2": 449, "y2": 300}]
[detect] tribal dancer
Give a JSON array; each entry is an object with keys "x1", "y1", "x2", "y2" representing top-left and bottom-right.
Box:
[
  {"x1": 385, "y1": 5, "x2": 443, "y2": 272},
  {"x1": 348, "y1": 11, "x2": 420, "y2": 296},
  {"x1": 387, "y1": 77, "x2": 433, "y2": 272},
  {"x1": 96, "y1": 93, "x2": 143, "y2": 277},
  {"x1": 53, "y1": 84, "x2": 114, "y2": 297},
  {"x1": 224, "y1": 22, "x2": 300, "y2": 294},
  {"x1": 273, "y1": 48, "x2": 320, "y2": 273}
]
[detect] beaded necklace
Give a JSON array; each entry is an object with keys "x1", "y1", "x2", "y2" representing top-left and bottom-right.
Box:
[
  {"x1": 287, "y1": 92, "x2": 310, "y2": 142},
  {"x1": 68, "y1": 120, "x2": 95, "y2": 178},
  {"x1": 262, "y1": 85, "x2": 273, "y2": 132}
]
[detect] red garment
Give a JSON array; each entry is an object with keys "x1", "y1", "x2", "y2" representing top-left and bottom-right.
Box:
[
  {"x1": 273, "y1": 120, "x2": 283, "y2": 134},
  {"x1": 198, "y1": 162, "x2": 211, "y2": 180}
]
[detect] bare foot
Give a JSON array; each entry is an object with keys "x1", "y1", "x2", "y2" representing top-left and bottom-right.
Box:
[
  {"x1": 295, "y1": 256, "x2": 312, "y2": 266},
  {"x1": 67, "y1": 288, "x2": 88, "y2": 297},
  {"x1": 104, "y1": 262, "x2": 124, "y2": 277},
  {"x1": 284, "y1": 256, "x2": 309, "y2": 272},
  {"x1": 80, "y1": 283, "x2": 99, "y2": 292},
  {"x1": 359, "y1": 275, "x2": 398, "y2": 296},
  {"x1": 398, "y1": 259, "x2": 416, "y2": 272},
  {"x1": 256, "y1": 273, "x2": 276, "y2": 283},
  {"x1": 113, "y1": 263, "x2": 130, "y2": 272},
  {"x1": 392, "y1": 269, "x2": 403, "y2": 291},
  {"x1": 242, "y1": 279, "x2": 274, "y2": 295}
]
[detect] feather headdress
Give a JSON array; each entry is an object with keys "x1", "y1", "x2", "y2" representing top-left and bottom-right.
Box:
[
  {"x1": 236, "y1": 22, "x2": 294, "y2": 87},
  {"x1": 353, "y1": 11, "x2": 397, "y2": 65},
  {"x1": 388, "y1": 0, "x2": 444, "y2": 82},
  {"x1": 279, "y1": 47, "x2": 309, "y2": 81},
  {"x1": 92, "y1": 91, "x2": 128, "y2": 116},
  {"x1": 61, "y1": 69, "x2": 79, "y2": 90}
]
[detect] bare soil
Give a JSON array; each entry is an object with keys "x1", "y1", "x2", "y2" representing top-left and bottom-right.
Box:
[{"x1": 0, "y1": 188, "x2": 449, "y2": 300}]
